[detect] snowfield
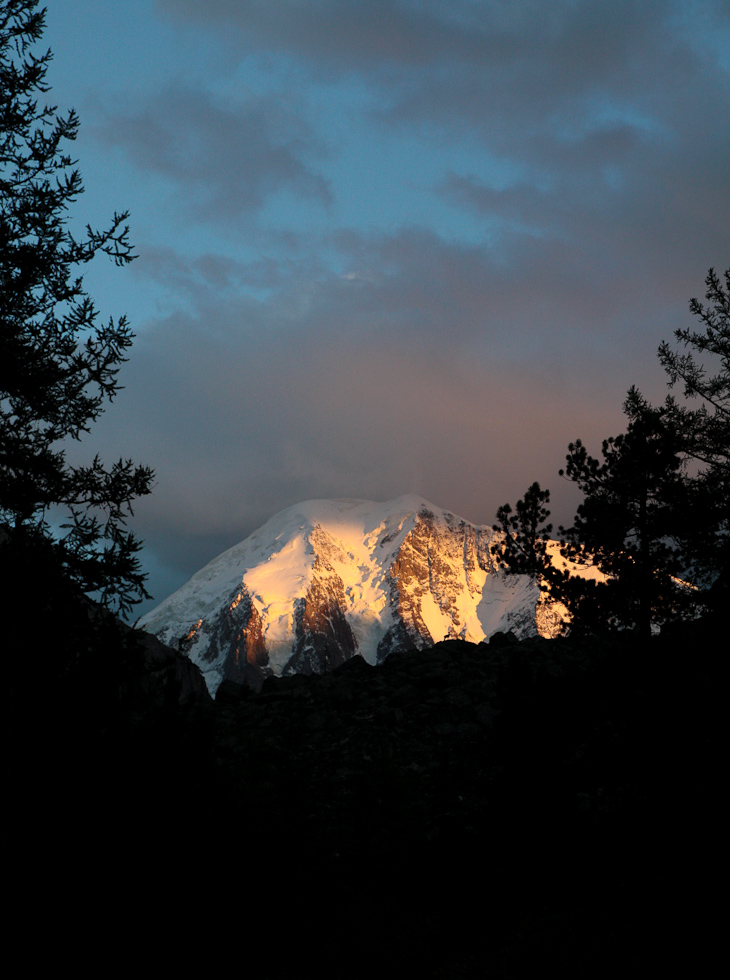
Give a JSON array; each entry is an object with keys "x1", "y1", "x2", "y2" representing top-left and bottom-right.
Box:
[{"x1": 140, "y1": 495, "x2": 594, "y2": 694}]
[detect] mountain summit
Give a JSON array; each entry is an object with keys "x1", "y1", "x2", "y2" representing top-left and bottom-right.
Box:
[{"x1": 139, "y1": 495, "x2": 562, "y2": 693}]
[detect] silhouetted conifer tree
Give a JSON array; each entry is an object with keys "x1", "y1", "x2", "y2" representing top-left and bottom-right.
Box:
[
  {"x1": 494, "y1": 268, "x2": 730, "y2": 635},
  {"x1": 492, "y1": 481, "x2": 553, "y2": 578},
  {"x1": 494, "y1": 394, "x2": 693, "y2": 638},
  {"x1": 557, "y1": 390, "x2": 691, "y2": 637},
  {"x1": 0, "y1": 0, "x2": 152, "y2": 615},
  {"x1": 657, "y1": 267, "x2": 730, "y2": 600}
]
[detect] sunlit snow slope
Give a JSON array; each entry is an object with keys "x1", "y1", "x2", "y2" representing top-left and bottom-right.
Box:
[{"x1": 139, "y1": 495, "x2": 562, "y2": 695}]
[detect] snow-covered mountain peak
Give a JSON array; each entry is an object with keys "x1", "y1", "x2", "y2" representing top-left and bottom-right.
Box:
[{"x1": 140, "y1": 495, "x2": 554, "y2": 694}]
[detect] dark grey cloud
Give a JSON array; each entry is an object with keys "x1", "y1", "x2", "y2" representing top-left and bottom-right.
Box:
[
  {"x1": 100, "y1": 0, "x2": 729, "y2": 618},
  {"x1": 97, "y1": 292, "x2": 622, "y2": 592},
  {"x1": 157, "y1": 0, "x2": 680, "y2": 82},
  {"x1": 134, "y1": 223, "x2": 684, "y2": 355},
  {"x1": 91, "y1": 219, "x2": 712, "y2": 619},
  {"x1": 152, "y1": 0, "x2": 730, "y2": 252},
  {"x1": 313, "y1": 224, "x2": 709, "y2": 363},
  {"x1": 134, "y1": 240, "x2": 334, "y2": 308},
  {"x1": 156, "y1": 1, "x2": 727, "y2": 124},
  {"x1": 94, "y1": 85, "x2": 331, "y2": 222},
  {"x1": 158, "y1": 0, "x2": 509, "y2": 73},
  {"x1": 380, "y1": 8, "x2": 724, "y2": 169}
]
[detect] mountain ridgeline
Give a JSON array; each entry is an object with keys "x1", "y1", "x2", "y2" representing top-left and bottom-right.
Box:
[{"x1": 140, "y1": 496, "x2": 570, "y2": 693}]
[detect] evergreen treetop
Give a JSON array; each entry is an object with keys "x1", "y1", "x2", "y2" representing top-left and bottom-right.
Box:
[
  {"x1": 492, "y1": 267, "x2": 730, "y2": 637},
  {"x1": 0, "y1": 0, "x2": 153, "y2": 615}
]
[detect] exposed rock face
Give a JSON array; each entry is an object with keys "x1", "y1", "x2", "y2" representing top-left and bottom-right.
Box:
[
  {"x1": 377, "y1": 508, "x2": 495, "y2": 662},
  {"x1": 286, "y1": 535, "x2": 359, "y2": 675},
  {"x1": 140, "y1": 495, "x2": 557, "y2": 694},
  {"x1": 179, "y1": 583, "x2": 271, "y2": 691}
]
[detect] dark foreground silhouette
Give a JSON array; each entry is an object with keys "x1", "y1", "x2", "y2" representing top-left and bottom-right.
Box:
[{"x1": 6, "y1": 604, "x2": 721, "y2": 978}]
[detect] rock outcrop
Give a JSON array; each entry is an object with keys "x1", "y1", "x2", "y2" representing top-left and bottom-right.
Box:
[{"x1": 140, "y1": 495, "x2": 562, "y2": 693}]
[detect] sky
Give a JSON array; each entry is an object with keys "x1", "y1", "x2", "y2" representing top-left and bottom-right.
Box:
[{"x1": 39, "y1": 0, "x2": 730, "y2": 618}]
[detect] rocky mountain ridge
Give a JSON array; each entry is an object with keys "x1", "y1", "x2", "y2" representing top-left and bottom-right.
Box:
[{"x1": 140, "y1": 495, "x2": 569, "y2": 693}]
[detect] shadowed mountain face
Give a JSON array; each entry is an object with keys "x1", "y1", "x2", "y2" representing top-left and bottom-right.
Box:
[
  {"x1": 140, "y1": 496, "x2": 558, "y2": 692},
  {"x1": 178, "y1": 582, "x2": 270, "y2": 691},
  {"x1": 285, "y1": 539, "x2": 358, "y2": 677}
]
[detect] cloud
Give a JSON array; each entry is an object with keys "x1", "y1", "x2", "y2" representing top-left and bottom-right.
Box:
[
  {"x1": 94, "y1": 85, "x2": 331, "y2": 222},
  {"x1": 97, "y1": 295, "x2": 608, "y2": 542},
  {"x1": 89, "y1": 220, "x2": 704, "y2": 613},
  {"x1": 156, "y1": 1, "x2": 725, "y2": 128},
  {"x1": 151, "y1": 0, "x2": 730, "y2": 256},
  {"x1": 158, "y1": 0, "x2": 507, "y2": 73},
  {"x1": 132, "y1": 240, "x2": 336, "y2": 310},
  {"x1": 134, "y1": 223, "x2": 682, "y2": 355},
  {"x1": 86, "y1": 0, "x2": 728, "y2": 618}
]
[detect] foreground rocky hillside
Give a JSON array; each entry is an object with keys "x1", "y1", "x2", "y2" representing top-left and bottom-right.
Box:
[
  {"x1": 7, "y1": 609, "x2": 720, "y2": 978},
  {"x1": 206, "y1": 624, "x2": 720, "y2": 977}
]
